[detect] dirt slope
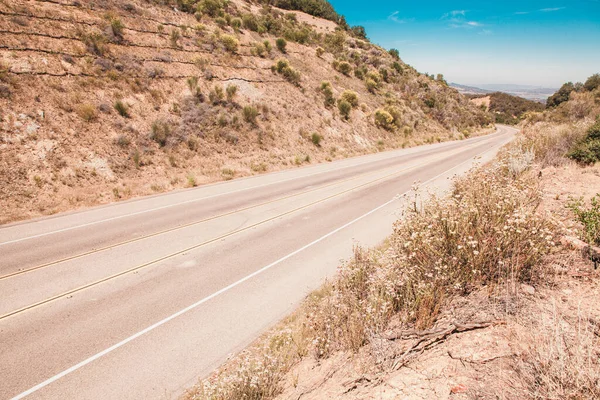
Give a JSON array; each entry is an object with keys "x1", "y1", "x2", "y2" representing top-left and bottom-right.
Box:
[{"x1": 0, "y1": 0, "x2": 491, "y2": 224}]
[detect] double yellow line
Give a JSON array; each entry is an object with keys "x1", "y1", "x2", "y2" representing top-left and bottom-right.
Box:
[{"x1": 0, "y1": 141, "x2": 487, "y2": 321}]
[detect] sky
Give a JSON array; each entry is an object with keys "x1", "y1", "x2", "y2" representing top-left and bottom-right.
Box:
[{"x1": 328, "y1": 0, "x2": 600, "y2": 87}]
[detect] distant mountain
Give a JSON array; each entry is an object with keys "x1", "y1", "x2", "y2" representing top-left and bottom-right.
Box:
[
  {"x1": 451, "y1": 83, "x2": 558, "y2": 102},
  {"x1": 450, "y1": 83, "x2": 492, "y2": 95}
]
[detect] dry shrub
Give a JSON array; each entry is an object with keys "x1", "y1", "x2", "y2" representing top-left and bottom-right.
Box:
[
  {"x1": 513, "y1": 302, "x2": 600, "y2": 399},
  {"x1": 191, "y1": 154, "x2": 557, "y2": 399},
  {"x1": 519, "y1": 121, "x2": 588, "y2": 167},
  {"x1": 190, "y1": 329, "x2": 299, "y2": 399}
]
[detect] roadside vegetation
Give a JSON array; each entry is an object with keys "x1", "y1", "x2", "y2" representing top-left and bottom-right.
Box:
[{"x1": 187, "y1": 73, "x2": 600, "y2": 399}]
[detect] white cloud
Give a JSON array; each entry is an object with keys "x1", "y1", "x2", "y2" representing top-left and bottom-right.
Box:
[
  {"x1": 540, "y1": 7, "x2": 566, "y2": 12},
  {"x1": 442, "y1": 10, "x2": 467, "y2": 19},
  {"x1": 388, "y1": 11, "x2": 414, "y2": 24}
]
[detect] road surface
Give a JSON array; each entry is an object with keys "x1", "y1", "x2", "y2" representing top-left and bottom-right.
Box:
[{"x1": 0, "y1": 126, "x2": 516, "y2": 399}]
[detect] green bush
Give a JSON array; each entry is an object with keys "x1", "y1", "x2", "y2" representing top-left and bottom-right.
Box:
[
  {"x1": 272, "y1": 58, "x2": 300, "y2": 85},
  {"x1": 242, "y1": 13, "x2": 259, "y2": 31},
  {"x1": 108, "y1": 17, "x2": 124, "y2": 41},
  {"x1": 276, "y1": 38, "x2": 287, "y2": 53},
  {"x1": 251, "y1": 42, "x2": 266, "y2": 57},
  {"x1": 547, "y1": 82, "x2": 576, "y2": 108},
  {"x1": 374, "y1": 109, "x2": 393, "y2": 130},
  {"x1": 209, "y1": 85, "x2": 225, "y2": 104},
  {"x1": 336, "y1": 61, "x2": 352, "y2": 76},
  {"x1": 170, "y1": 29, "x2": 180, "y2": 47},
  {"x1": 243, "y1": 105, "x2": 259, "y2": 125},
  {"x1": 311, "y1": 132, "x2": 322, "y2": 146},
  {"x1": 568, "y1": 194, "x2": 600, "y2": 245},
  {"x1": 230, "y1": 18, "x2": 242, "y2": 30},
  {"x1": 365, "y1": 78, "x2": 378, "y2": 93},
  {"x1": 196, "y1": 0, "x2": 225, "y2": 17},
  {"x1": 316, "y1": 47, "x2": 324, "y2": 57},
  {"x1": 568, "y1": 119, "x2": 600, "y2": 164},
  {"x1": 263, "y1": 40, "x2": 272, "y2": 52},
  {"x1": 339, "y1": 90, "x2": 358, "y2": 107},
  {"x1": 319, "y1": 81, "x2": 335, "y2": 107},
  {"x1": 150, "y1": 120, "x2": 172, "y2": 147},
  {"x1": 584, "y1": 74, "x2": 600, "y2": 92},
  {"x1": 389, "y1": 48, "x2": 400, "y2": 60},
  {"x1": 221, "y1": 34, "x2": 239, "y2": 53},
  {"x1": 226, "y1": 84, "x2": 238, "y2": 101},
  {"x1": 338, "y1": 99, "x2": 351, "y2": 120},
  {"x1": 114, "y1": 100, "x2": 129, "y2": 117}
]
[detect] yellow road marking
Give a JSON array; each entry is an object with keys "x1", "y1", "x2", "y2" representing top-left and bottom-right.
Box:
[{"x1": 0, "y1": 140, "x2": 490, "y2": 321}]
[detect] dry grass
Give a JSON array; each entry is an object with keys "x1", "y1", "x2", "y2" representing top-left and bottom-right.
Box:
[
  {"x1": 188, "y1": 146, "x2": 557, "y2": 399},
  {"x1": 511, "y1": 290, "x2": 600, "y2": 399}
]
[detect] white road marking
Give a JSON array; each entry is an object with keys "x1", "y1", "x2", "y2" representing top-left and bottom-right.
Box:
[
  {"x1": 9, "y1": 149, "x2": 490, "y2": 400},
  {"x1": 0, "y1": 131, "x2": 505, "y2": 247}
]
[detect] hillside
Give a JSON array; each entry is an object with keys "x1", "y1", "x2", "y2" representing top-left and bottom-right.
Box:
[
  {"x1": 469, "y1": 91, "x2": 545, "y2": 125},
  {"x1": 0, "y1": 0, "x2": 491, "y2": 224}
]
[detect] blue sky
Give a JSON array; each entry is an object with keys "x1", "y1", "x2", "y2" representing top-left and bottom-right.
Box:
[{"x1": 329, "y1": 0, "x2": 600, "y2": 87}]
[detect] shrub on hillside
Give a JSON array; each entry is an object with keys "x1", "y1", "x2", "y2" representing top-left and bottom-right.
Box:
[
  {"x1": 365, "y1": 78, "x2": 378, "y2": 93},
  {"x1": 374, "y1": 109, "x2": 393, "y2": 130},
  {"x1": 311, "y1": 132, "x2": 322, "y2": 146},
  {"x1": 335, "y1": 61, "x2": 352, "y2": 76},
  {"x1": 337, "y1": 99, "x2": 351, "y2": 120},
  {"x1": 77, "y1": 104, "x2": 98, "y2": 122},
  {"x1": 319, "y1": 81, "x2": 335, "y2": 107},
  {"x1": 339, "y1": 90, "x2": 358, "y2": 107},
  {"x1": 276, "y1": 38, "x2": 287, "y2": 53},
  {"x1": 150, "y1": 120, "x2": 172, "y2": 147},
  {"x1": 243, "y1": 105, "x2": 259, "y2": 125},
  {"x1": 584, "y1": 74, "x2": 600, "y2": 92},
  {"x1": 226, "y1": 84, "x2": 238, "y2": 101},
  {"x1": 547, "y1": 82, "x2": 576, "y2": 108},
  {"x1": 242, "y1": 13, "x2": 259, "y2": 31},
  {"x1": 114, "y1": 100, "x2": 129, "y2": 117},
  {"x1": 196, "y1": 0, "x2": 225, "y2": 17},
  {"x1": 220, "y1": 34, "x2": 239, "y2": 53},
  {"x1": 272, "y1": 59, "x2": 301, "y2": 86},
  {"x1": 568, "y1": 119, "x2": 600, "y2": 165},
  {"x1": 568, "y1": 194, "x2": 600, "y2": 246}
]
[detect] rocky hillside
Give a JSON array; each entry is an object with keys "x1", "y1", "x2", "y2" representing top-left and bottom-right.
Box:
[{"x1": 0, "y1": 0, "x2": 491, "y2": 224}]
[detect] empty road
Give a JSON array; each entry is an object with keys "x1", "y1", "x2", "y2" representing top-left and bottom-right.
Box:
[{"x1": 0, "y1": 126, "x2": 516, "y2": 399}]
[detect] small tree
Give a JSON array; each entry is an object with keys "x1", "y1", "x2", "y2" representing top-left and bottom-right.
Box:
[
  {"x1": 584, "y1": 74, "x2": 600, "y2": 92},
  {"x1": 389, "y1": 48, "x2": 400, "y2": 60}
]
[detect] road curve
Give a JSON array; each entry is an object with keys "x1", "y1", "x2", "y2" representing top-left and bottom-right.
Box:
[{"x1": 0, "y1": 126, "x2": 516, "y2": 399}]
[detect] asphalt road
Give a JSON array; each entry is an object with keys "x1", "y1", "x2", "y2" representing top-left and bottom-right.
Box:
[{"x1": 0, "y1": 125, "x2": 516, "y2": 399}]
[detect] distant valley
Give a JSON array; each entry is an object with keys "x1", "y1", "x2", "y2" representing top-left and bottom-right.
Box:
[{"x1": 451, "y1": 83, "x2": 558, "y2": 102}]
